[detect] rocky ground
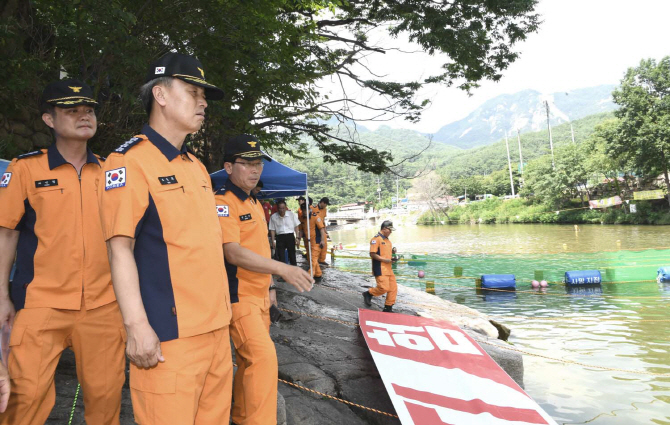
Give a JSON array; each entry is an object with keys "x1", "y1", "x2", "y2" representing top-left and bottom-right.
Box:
[{"x1": 48, "y1": 258, "x2": 522, "y2": 424}]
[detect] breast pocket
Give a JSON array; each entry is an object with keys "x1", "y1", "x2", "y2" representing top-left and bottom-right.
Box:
[
  {"x1": 30, "y1": 185, "x2": 67, "y2": 212},
  {"x1": 152, "y1": 184, "x2": 185, "y2": 207}
]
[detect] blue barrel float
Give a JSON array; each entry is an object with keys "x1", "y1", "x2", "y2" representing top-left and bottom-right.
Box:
[
  {"x1": 481, "y1": 274, "x2": 516, "y2": 289},
  {"x1": 565, "y1": 270, "x2": 601, "y2": 285},
  {"x1": 657, "y1": 267, "x2": 670, "y2": 283}
]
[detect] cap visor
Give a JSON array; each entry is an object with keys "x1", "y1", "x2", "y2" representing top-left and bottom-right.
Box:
[{"x1": 174, "y1": 76, "x2": 224, "y2": 100}]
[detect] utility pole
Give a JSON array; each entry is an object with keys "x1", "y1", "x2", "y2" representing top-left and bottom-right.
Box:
[
  {"x1": 376, "y1": 177, "x2": 381, "y2": 201},
  {"x1": 570, "y1": 122, "x2": 576, "y2": 144},
  {"x1": 516, "y1": 129, "x2": 524, "y2": 187},
  {"x1": 395, "y1": 177, "x2": 399, "y2": 209},
  {"x1": 505, "y1": 131, "x2": 516, "y2": 197},
  {"x1": 544, "y1": 100, "x2": 555, "y2": 169}
]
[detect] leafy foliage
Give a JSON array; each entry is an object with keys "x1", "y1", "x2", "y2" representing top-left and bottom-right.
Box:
[{"x1": 0, "y1": 0, "x2": 540, "y2": 172}]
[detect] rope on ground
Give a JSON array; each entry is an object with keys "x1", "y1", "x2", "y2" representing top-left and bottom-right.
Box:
[
  {"x1": 69, "y1": 383, "x2": 80, "y2": 425},
  {"x1": 279, "y1": 300, "x2": 670, "y2": 377},
  {"x1": 278, "y1": 378, "x2": 399, "y2": 418}
]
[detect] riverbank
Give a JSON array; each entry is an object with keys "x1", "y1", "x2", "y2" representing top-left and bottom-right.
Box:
[
  {"x1": 48, "y1": 259, "x2": 521, "y2": 424},
  {"x1": 418, "y1": 198, "x2": 670, "y2": 225}
]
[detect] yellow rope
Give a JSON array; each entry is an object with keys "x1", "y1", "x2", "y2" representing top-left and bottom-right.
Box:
[
  {"x1": 232, "y1": 357, "x2": 399, "y2": 419},
  {"x1": 278, "y1": 379, "x2": 399, "y2": 418}
]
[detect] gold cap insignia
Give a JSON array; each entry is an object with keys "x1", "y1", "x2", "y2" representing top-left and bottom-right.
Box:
[
  {"x1": 247, "y1": 141, "x2": 257, "y2": 148},
  {"x1": 69, "y1": 86, "x2": 82, "y2": 93},
  {"x1": 197, "y1": 67, "x2": 205, "y2": 78}
]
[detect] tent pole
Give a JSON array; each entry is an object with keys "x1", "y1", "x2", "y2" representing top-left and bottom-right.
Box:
[{"x1": 306, "y1": 187, "x2": 313, "y2": 277}]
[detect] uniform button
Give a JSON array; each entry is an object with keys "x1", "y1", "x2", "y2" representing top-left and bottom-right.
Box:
[{"x1": 171, "y1": 307, "x2": 177, "y2": 316}]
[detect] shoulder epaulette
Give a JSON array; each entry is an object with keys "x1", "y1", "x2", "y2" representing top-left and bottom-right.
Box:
[
  {"x1": 16, "y1": 150, "x2": 44, "y2": 160},
  {"x1": 214, "y1": 187, "x2": 227, "y2": 195},
  {"x1": 113, "y1": 136, "x2": 143, "y2": 154}
]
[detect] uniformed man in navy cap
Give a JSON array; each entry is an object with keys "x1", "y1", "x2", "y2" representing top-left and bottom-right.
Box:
[
  {"x1": 0, "y1": 79, "x2": 126, "y2": 424},
  {"x1": 99, "y1": 52, "x2": 234, "y2": 424}
]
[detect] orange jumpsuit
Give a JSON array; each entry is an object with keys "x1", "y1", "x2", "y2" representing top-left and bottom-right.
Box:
[
  {"x1": 368, "y1": 233, "x2": 397, "y2": 306},
  {"x1": 99, "y1": 125, "x2": 233, "y2": 424},
  {"x1": 315, "y1": 206, "x2": 328, "y2": 262},
  {"x1": 216, "y1": 179, "x2": 277, "y2": 425},
  {"x1": 0, "y1": 146, "x2": 125, "y2": 425},
  {"x1": 309, "y1": 211, "x2": 326, "y2": 278}
]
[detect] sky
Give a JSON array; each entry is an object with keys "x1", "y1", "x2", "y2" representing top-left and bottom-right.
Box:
[{"x1": 330, "y1": 0, "x2": 670, "y2": 134}]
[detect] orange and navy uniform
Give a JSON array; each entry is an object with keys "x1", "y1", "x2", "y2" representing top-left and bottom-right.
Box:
[
  {"x1": 0, "y1": 145, "x2": 115, "y2": 311},
  {"x1": 99, "y1": 124, "x2": 231, "y2": 341},
  {"x1": 315, "y1": 205, "x2": 328, "y2": 262},
  {"x1": 368, "y1": 232, "x2": 397, "y2": 306},
  {"x1": 0, "y1": 145, "x2": 125, "y2": 425},
  {"x1": 215, "y1": 179, "x2": 272, "y2": 304},
  {"x1": 309, "y1": 210, "x2": 326, "y2": 278},
  {"x1": 98, "y1": 124, "x2": 233, "y2": 424},
  {"x1": 215, "y1": 179, "x2": 277, "y2": 425},
  {"x1": 370, "y1": 233, "x2": 393, "y2": 277}
]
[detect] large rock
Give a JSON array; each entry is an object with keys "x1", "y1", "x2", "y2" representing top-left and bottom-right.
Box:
[{"x1": 269, "y1": 260, "x2": 523, "y2": 424}]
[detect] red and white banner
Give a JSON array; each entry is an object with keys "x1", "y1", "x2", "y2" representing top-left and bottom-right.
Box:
[{"x1": 358, "y1": 309, "x2": 557, "y2": 425}]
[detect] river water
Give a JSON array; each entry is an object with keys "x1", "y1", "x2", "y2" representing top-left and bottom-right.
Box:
[{"x1": 329, "y1": 223, "x2": 670, "y2": 425}]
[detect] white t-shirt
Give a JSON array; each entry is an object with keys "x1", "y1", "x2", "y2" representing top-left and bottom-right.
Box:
[{"x1": 269, "y1": 210, "x2": 300, "y2": 235}]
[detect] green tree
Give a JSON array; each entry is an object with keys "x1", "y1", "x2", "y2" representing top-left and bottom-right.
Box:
[
  {"x1": 611, "y1": 57, "x2": 670, "y2": 205},
  {"x1": 1, "y1": 0, "x2": 539, "y2": 172}
]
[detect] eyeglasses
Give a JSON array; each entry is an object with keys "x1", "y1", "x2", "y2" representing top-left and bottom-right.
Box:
[{"x1": 233, "y1": 161, "x2": 264, "y2": 170}]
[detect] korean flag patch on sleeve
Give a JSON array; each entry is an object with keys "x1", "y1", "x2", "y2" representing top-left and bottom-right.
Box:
[
  {"x1": 216, "y1": 205, "x2": 229, "y2": 217},
  {"x1": 105, "y1": 167, "x2": 126, "y2": 190},
  {"x1": 0, "y1": 173, "x2": 11, "y2": 188}
]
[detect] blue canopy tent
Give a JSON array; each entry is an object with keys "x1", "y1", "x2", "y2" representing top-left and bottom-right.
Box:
[{"x1": 209, "y1": 155, "x2": 316, "y2": 276}]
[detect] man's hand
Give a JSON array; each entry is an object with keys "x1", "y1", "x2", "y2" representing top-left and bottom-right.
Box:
[
  {"x1": 269, "y1": 288, "x2": 278, "y2": 306},
  {"x1": 319, "y1": 242, "x2": 324, "y2": 249},
  {"x1": 0, "y1": 362, "x2": 10, "y2": 413},
  {"x1": 278, "y1": 263, "x2": 313, "y2": 292},
  {"x1": 0, "y1": 298, "x2": 14, "y2": 329},
  {"x1": 125, "y1": 321, "x2": 164, "y2": 368}
]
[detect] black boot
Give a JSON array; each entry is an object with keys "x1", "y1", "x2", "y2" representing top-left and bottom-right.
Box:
[
  {"x1": 382, "y1": 305, "x2": 393, "y2": 312},
  {"x1": 362, "y1": 290, "x2": 372, "y2": 306}
]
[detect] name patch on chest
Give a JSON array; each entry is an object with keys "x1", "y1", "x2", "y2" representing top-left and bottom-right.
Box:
[
  {"x1": 158, "y1": 175, "x2": 178, "y2": 185},
  {"x1": 35, "y1": 179, "x2": 58, "y2": 188},
  {"x1": 239, "y1": 213, "x2": 252, "y2": 221}
]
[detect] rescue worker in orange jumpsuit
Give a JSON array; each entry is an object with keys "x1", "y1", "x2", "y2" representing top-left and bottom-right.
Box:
[
  {"x1": 315, "y1": 197, "x2": 330, "y2": 265},
  {"x1": 0, "y1": 80, "x2": 125, "y2": 424},
  {"x1": 215, "y1": 134, "x2": 313, "y2": 425},
  {"x1": 309, "y1": 206, "x2": 328, "y2": 282},
  {"x1": 99, "y1": 53, "x2": 234, "y2": 424},
  {"x1": 363, "y1": 220, "x2": 398, "y2": 312}
]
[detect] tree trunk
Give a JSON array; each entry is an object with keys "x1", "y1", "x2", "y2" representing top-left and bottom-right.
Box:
[{"x1": 661, "y1": 151, "x2": 670, "y2": 207}]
